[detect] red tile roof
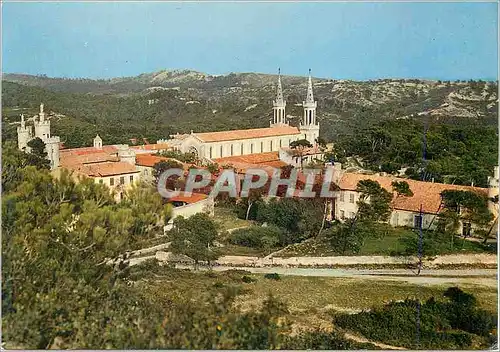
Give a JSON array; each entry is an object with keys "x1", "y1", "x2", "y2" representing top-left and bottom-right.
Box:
[
  {"x1": 194, "y1": 126, "x2": 301, "y2": 142},
  {"x1": 67, "y1": 161, "x2": 140, "y2": 177},
  {"x1": 135, "y1": 154, "x2": 193, "y2": 171},
  {"x1": 60, "y1": 151, "x2": 118, "y2": 166},
  {"x1": 130, "y1": 143, "x2": 171, "y2": 151},
  {"x1": 338, "y1": 172, "x2": 488, "y2": 214},
  {"x1": 135, "y1": 154, "x2": 170, "y2": 167},
  {"x1": 215, "y1": 152, "x2": 281, "y2": 165},
  {"x1": 261, "y1": 160, "x2": 288, "y2": 168},
  {"x1": 169, "y1": 192, "x2": 208, "y2": 204},
  {"x1": 60, "y1": 145, "x2": 118, "y2": 155},
  {"x1": 281, "y1": 146, "x2": 324, "y2": 156}
]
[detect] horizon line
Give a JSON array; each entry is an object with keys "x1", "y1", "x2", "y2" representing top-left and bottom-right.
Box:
[{"x1": 2, "y1": 70, "x2": 498, "y2": 83}]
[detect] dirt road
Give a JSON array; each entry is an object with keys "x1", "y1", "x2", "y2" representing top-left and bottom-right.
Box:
[{"x1": 175, "y1": 264, "x2": 498, "y2": 287}]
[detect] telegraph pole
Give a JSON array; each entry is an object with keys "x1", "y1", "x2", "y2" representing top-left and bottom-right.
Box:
[{"x1": 416, "y1": 118, "x2": 428, "y2": 349}]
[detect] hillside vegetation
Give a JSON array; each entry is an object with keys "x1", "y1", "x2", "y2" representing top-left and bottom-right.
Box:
[{"x1": 2, "y1": 71, "x2": 498, "y2": 186}]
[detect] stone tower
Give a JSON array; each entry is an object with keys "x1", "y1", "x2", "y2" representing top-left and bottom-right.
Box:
[
  {"x1": 488, "y1": 166, "x2": 499, "y2": 218},
  {"x1": 18, "y1": 103, "x2": 61, "y2": 170},
  {"x1": 299, "y1": 69, "x2": 320, "y2": 145},
  {"x1": 17, "y1": 114, "x2": 33, "y2": 151},
  {"x1": 271, "y1": 68, "x2": 287, "y2": 127},
  {"x1": 34, "y1": 103, "x2": 51, "y2": 140},
  {"x1": 45, "y1": 135, "x2": 61, "y2": 170}
]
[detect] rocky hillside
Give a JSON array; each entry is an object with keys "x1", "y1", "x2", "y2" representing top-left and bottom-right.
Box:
[{"x1": 2, "y1": 71, "x2": 498, "y2": 147}]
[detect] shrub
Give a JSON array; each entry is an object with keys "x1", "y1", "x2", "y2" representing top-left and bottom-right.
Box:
[
  {"x1": 333, "y1": 287, "x2": 496, "y2": 349},
  {"x1": 264, "y1": 273, "x2": 281, "y2": 281},
  {"x1": 229, "y1": 226, "x2": 285, "y2": 249},
  {"x1": 212, "y1": 282, "x2": 225, "y2": 289},
  {"x1": 284, "y1": 330, "x2": 366, "y2": 349},
  {"x1": 242, "y1": 275, "x2": 256, "y2": 283}
]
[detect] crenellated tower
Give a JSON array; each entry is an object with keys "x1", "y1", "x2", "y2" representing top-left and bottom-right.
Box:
[
  {"x1": 18, "y1": 103, "x2": 60, "y2": 170},
  {"x1": 299, "y1": 69, "x2": 320, "y2": 144},
  {"x1": 34, "y1": 103, "x2": 51, "y2": 140},
  {"x1": 271, "y1": 68, "x2": 288, "y2": 127},
  {"x1": 17, "y1": 114, "x2": 33, "y2": 151}
]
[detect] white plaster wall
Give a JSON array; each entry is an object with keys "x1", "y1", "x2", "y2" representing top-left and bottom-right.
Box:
[
  {"x1": 335, "y1": 190, "x2": 359, "y2": 219},
  {"x1": 200, "y1": 134, "x2": 301, "y2": 159},
  {"x1": 137, "y1": 165, "x2": 155, "y2": 183},
  {"x1": 164, "y1": 197, "x2": 215, "y2": 232}
]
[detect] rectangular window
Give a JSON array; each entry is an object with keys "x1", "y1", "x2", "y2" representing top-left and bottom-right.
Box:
[
  {"x1": 414, "y1": 215, "x2": 423, "y2": 229},
  {"x1": 230, "y1": 144, "x2": 234, "y2": 156},
  {"x1": 349, "y1": 193, "x2": 355, "y2": 203},
  {"x1": 110, "y1": 178, "x2": 114, "y2": 186},
  {"x1": 120, "y1": 176, "x2": 125, "y2": 185},
  {"x1": 130, "y1": 175, "x2": 134, "y2": 183},
  {"x1": 240, "y1": 144, "x2": 244, "y2": 155},
  {"x1": 99, "y1": 179, "x2": 103, "y2": 184},
  {"x1": 220, "y1": 145, "x2": 223, "y2": 157},
  {"x1": 209, "y1": 147, "x2": 213, "y2": 159},
  {"x1": 340, "y1": 210, "x2": 345, "y2": 219},
  {"x1": 260, "y1": 141, "x2": 264, "y2": 152},
  {"x1": 339, "y1": 192, "x2": 344, "y2": 202}
]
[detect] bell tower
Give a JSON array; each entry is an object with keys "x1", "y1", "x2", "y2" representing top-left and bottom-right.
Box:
[
  {"x1": 299, "y1": 69, "x2": 320, "y2": 144},
  {"x1": 93, "y1": 134, "x2": 103, "y2": 149},
  {"x1": 271, "y1": 68, "x2": 287, "y2": 127}
]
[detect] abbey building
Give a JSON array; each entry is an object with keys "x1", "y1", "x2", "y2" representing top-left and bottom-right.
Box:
[{"x1": 160, "y1": 71, "x2": 320, "y2": 162}]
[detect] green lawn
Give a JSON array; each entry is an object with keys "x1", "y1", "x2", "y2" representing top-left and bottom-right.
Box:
[
  {"x1": 276, "y1": 226, "x2": 495, "y2": 258},
  {"x1": 213, "y1": 207, "x2": 253, "y2": 232},
  {"x1": 216, "y1": 244, "x2": 272, "y2": 257},
  {"x1": 211, "y1": 207, "x2": 495, "y2": 258}
]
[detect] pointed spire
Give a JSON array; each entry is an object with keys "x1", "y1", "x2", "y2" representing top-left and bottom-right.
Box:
[
  {"x1": 39, "y1": 103, "x2": 46, "y2": 122},
  {"x1": 275, "y1": 68, "x2": 284, "y2": 105},
  {"x1": 305, "y1": 68, "x2": 314, "y2": 103}
]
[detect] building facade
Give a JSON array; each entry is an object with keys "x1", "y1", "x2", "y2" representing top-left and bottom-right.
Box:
[
  {"x1": 334, "y1": 170, "x2": 498, "y2": 236},
  {"x1": 160, "y1": 71, "x2": 321, "y2": 162}
]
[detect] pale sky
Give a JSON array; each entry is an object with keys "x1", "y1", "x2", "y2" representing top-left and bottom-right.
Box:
[{"x1": 2, "y1": 2, "x2": 498, "y2": 80}]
